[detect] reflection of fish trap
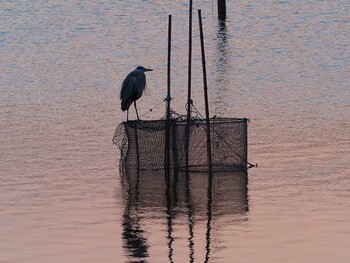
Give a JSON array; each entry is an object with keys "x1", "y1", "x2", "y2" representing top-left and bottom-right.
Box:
[{"x1": 113, "y1": 117, "x2": 248, "y2": 172}]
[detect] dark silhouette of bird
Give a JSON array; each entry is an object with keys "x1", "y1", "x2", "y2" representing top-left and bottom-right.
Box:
[{"x1": 120, "y1": 66, "x2": 153, "y2": 121}]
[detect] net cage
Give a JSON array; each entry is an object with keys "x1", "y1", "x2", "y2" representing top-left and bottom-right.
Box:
[{"x1": 113, "y1": 117, "x2": 248, "y2": 172}]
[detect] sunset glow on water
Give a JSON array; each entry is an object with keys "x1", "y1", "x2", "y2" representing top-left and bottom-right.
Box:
[{"x1": 1, "y1": 1, "x2": 349, "y2": 262}]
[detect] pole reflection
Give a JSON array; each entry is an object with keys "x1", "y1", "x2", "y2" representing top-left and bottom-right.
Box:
[
  {"x1": 214, "y1": 19, "x2": 231, "y2": 115},
  {"x1": 217, "y1": 19, "x2": 228, "y2": 70},
  {"x1": 119, "y1": 166, "x2": 248, "y2": 263}
]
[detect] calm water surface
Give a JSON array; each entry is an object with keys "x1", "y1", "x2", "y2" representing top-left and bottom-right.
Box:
[{"x1": 1, "y1": 0, "x2": 349, "y2": 262}]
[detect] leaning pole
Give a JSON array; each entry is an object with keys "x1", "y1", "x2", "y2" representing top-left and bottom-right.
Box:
[{"x1": 198, "y1": 9, "x2": 213, "y2": 174}]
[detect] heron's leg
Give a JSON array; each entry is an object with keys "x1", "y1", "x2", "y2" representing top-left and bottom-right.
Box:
[
  {"x1": 134, "y1": 101, "x2": 140, "y2": 120},
  {"x1": 126, "y1": 110, "x2": 129, "y2": 121}
]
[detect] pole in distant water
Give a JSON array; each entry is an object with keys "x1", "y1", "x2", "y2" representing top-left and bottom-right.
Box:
[{"x1": 218, "y1": 0, "x2": 226, "y2": 20}]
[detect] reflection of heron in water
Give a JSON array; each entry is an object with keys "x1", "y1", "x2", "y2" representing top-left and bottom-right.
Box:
[
  {"x1": 122, "y1": 213, "x2": 149, "y2": 260},
  {"x1": 121, "y1": 168, "x2": 149, "y2": 261},
  {"x1": 120, "y1": 66, "x2": 153, "y2": 121}
]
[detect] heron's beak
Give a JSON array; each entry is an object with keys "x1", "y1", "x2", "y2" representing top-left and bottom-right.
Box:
[{"x1": 145, "y1": 68, "x2": 153, "y2": 72}]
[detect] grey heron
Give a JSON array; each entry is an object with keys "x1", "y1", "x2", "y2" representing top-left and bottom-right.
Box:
[{"x1": 120, "y1": 66, "x2": 153, "y2": 121}]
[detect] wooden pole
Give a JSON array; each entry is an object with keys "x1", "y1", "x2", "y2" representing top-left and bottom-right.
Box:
[
  {"x1": 198, "y1": 9, "x2": 213, "y2": 174},
  {"x1": 185, "y1": 0, "x2": 193, "y2": 170},
  {"x1": 165, "y1": 16, "x2": 173, "y2": 258},
  {"x1": 198, "y1": 12, "x2": 214, "y2": 261},
  {"x1": 185, "y1": 1, "x2": 194, "y2": 260},
  {"x1": 218, "y1": 0, "x2": 226, "y2": 20},
  {"x1": 165, "y1": 15, "x2": 172, "y2": 174}
]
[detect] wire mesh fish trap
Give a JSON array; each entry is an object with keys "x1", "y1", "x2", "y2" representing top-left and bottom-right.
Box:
[{"x1": 113, "y1": 117, "x2": 248, "y2": 172}]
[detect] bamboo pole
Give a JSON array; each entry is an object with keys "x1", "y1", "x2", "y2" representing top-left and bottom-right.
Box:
[
  {"x1": 185, "y1": 1, "x2": 194, "y2": 260},
  {"x1": 165, "y1": 15, "x2": 172, "y2": 174},
  {"x1": 185, "y1": 0, "x2": 193, "y2": 170},
  {"x1": 198, "y1": 9, "x2": 213, "y2": 174},
  {"x1": 165, "y1": 16, "x2": 174, "y2": 259}
]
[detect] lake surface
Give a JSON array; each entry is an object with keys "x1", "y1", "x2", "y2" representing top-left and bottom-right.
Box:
[{"x1": 1, "y1": 0, "x2": 349, "y2": 262}]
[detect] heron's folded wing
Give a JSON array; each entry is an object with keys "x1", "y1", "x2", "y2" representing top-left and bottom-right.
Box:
[
  {"x1": 120, "y1": 73, "x2": 136, "y2": 100},
  {"x1": 134, "y1": 72, "x2": 146, "y2": 99}
]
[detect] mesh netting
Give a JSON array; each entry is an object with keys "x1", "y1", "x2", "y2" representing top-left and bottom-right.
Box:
[{"x1": 113, "y1": 117, "x2": 248, "y2": 171}]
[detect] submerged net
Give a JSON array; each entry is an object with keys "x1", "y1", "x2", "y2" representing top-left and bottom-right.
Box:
[{"x1": 113, "y1": 117, "x2": 248, "y2": 171}]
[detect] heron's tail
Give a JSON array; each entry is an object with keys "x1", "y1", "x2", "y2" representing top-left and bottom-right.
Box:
[{"x1": 121, "y1": 99, "x2": 132, "y2": 112}]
